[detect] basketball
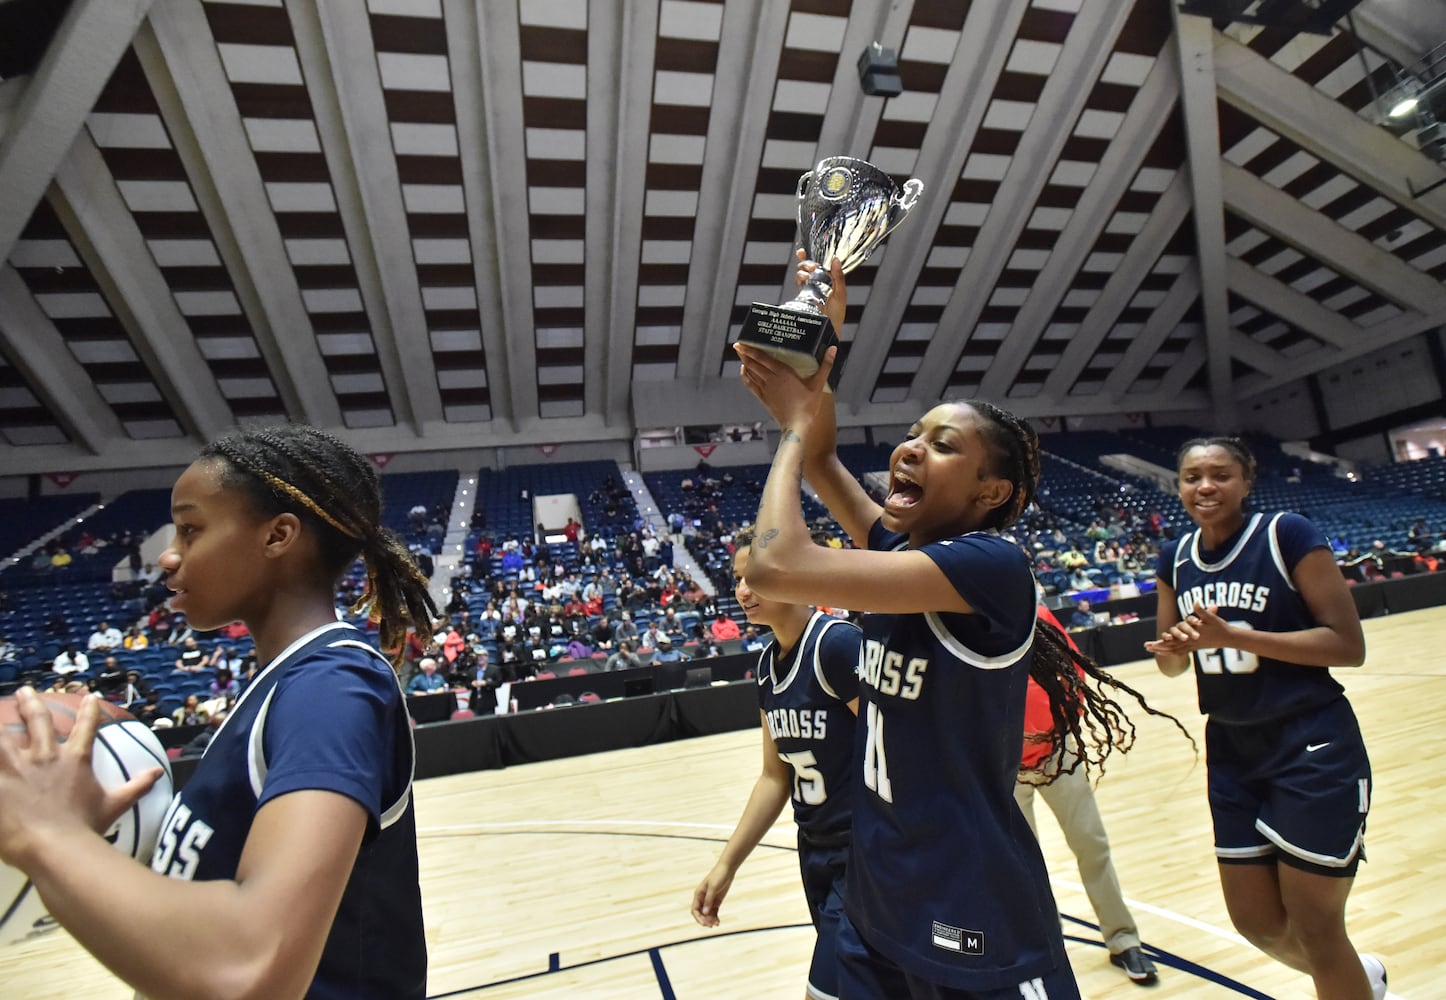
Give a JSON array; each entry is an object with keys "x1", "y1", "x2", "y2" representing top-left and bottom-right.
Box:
[{"x1": 0, "y1": 693, "x2": 174, "y2": 948}]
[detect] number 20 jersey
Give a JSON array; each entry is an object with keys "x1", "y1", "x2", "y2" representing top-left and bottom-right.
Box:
[{"x1": 1159, "y1": 510, "x2": 1344, "y2": 725}]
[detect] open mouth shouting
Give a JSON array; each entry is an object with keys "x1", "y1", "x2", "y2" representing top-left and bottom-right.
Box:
[{"x1": 886, "y1": 469, "x2": 923, "y2": 513}]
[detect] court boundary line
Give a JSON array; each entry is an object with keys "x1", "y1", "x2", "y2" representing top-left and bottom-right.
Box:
[{"x1": 418, "y1": 825, "x2": 1285, "y2": 998}]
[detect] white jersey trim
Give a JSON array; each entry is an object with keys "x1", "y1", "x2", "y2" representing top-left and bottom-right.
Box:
[
  {"x1": 890, "y1": 530, "x2": 1033, "y2": 670},
  {"x1": 1264, "y1": 512, "x2": 1299, "y2": 593},
  {"x1": 924, "y1": 607, "x2": 1035, "y2": 670},
  {"x1": 327, "y1": 638, "x2": 414, "y2": 830},
  {"x1": 809, "y1": 615, "x2": 855, "y2": 702},
  {"x1": 1255, "y1": 818, "x2": 1363, "y2": 868},
  {"x1": 1188, "y1": 512, "x2": 1263, "y2": 573},
  {"x1": 246, "y1": 685, "x2": 279, "y2": 799}
]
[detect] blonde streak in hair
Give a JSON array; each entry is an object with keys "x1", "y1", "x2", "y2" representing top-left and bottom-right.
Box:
[{"x1": 258, "y1": 471, "x2": 363, "y2": 540}]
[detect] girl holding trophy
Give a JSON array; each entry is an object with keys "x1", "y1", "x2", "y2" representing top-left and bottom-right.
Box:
[{"x1": 734, "y1": 253, "x2": 1175, "y2": 997}]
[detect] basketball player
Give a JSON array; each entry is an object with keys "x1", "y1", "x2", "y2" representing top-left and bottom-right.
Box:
[
  {"x1": 731, "y1": 255, "x2": 1172, "y2": 998},
  {"x1": 692, "y1": 529, "x2": 861, "y2": 1000},
  {"x1": 0, "y1": 425, "x2": 434, "y2": 998},
  {"x1": 1146, "y1": 437, "x2": 1387, "y2": 1000}
]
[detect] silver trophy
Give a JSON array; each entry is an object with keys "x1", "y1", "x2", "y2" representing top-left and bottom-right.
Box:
[{"x1": 737, "y1": 156, "x2": 924, "y2": 387}]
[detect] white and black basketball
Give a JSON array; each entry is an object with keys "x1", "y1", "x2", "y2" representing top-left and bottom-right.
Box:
[{"x1": 0, "y1": 693, "x2": 174, "y2": 948}]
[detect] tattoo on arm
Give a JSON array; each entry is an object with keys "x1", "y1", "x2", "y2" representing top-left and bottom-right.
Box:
[{"x1": 756, "y1": 528, "x2": 780, "y2": 550}]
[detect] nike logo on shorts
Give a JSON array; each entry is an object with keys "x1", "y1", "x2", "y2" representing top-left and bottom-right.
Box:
[{"x1": 1306, "y1": 742, "x2": 1330, "y2": 752}]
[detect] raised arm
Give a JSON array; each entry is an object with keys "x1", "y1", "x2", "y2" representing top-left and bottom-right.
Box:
[
  {"x1": 782, "y1": 254, "x2": 881, "y2": 547},
  {"x1": 737, "y1": 357, "x2": 972, "y2": 617}
]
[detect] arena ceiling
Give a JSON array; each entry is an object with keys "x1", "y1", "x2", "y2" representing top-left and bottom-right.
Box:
[{"x1": 0, "y1": 0, "x2": 1444, "y2": 475}]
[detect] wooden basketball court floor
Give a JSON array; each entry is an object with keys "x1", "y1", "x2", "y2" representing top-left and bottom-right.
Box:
[{"x1": 2, "y1": 605, "x2": 1441, "y2": 998}]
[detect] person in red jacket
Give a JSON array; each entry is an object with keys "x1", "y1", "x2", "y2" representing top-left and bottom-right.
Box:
[
  {"x1": 1016, "y1": 604, "x2": 1158, "y2": 985},
  {"x1": 709, "y1": 612, "x2": 741, "y2": 642}
]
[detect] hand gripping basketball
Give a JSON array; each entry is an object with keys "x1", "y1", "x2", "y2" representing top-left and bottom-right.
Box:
[{"x1": 0, "y1": 689, "x2": 170, "y2": 947}]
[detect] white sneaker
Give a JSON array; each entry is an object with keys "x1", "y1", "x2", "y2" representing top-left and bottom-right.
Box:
[{"x1": 1360, "y1": 953, "x2": 1387, "y2": 1000}]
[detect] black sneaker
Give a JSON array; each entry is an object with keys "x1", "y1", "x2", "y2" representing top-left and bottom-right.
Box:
[{"x1": 1110, "y1": 946, "x2": 1159, "y2": 984}]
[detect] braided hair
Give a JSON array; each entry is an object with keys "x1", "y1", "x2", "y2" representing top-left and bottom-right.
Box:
[
  {"x1": 963, "y1": 399, "x2": 1041, "y2": 531},
  {"x1": 960, "y1": 400, "x2": 1196, "y2": 781},
  {"x1": 200, "y1": 425, "x2": 439, "y2": 667}
]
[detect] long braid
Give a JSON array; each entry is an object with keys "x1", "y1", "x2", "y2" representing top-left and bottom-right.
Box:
[
  {"x1": 959, "y1": 400, "x2": 1195, "y2": 781},
  {"x1": 1025, "y1": 619, "x2": 1196, "y2": 781},
  {"x1": 202, "y1": 425, "x2": 439, "y2": 668}
]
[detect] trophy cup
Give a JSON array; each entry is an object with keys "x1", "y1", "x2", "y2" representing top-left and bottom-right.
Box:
[{"x1": 737, "y1": 156, "x2": 923, "y2": 389}]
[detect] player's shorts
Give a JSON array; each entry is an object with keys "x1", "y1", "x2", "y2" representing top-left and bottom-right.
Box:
[
  {"x1": 836, "y1": 911, "x2": 1081, "y2": 1000},
  {"x1": 1206, "y1": 696, "x2": 1371, "y2": 877},
  {"x1": 798, "y1": 829, "x2": 849, "y2": 1000}
]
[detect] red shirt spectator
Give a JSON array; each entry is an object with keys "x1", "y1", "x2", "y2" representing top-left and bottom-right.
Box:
[
  {"x1": 709, "y1": 615, "x2": 740, "y2": 642},
  {"x1": 442, "y1": 628, "x2": 466, "y2": 664},
  {"x1": 1021, "y1": 605, "x2": 1087, "y2": 769}
]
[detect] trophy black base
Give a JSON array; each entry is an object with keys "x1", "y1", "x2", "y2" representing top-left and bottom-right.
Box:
[{"x1": 736, "y1": 302, "x2": 843, "y2": 391}]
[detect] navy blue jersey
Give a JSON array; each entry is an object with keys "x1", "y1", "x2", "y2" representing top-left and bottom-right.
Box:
[
  {"x1": 1158, "y1": 511, "x2": 1345, "y2": 725},
  {"x1": 844, "y1": 522, "x2": 1069, "y2": 991},
  {"x1": 757, "y1": 610, "x2": 861, "y2": 839},
  {"x1": 150, "y1": 621, "x2": 426, "y2": 999}
]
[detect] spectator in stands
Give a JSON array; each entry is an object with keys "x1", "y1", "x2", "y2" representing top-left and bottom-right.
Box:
[
  {"x1": 168, "y1": 615, "x2": 195, "y2": 647},
  {"x1": 445, "y1": 587, "x2": 469, "y2": 616},
  {"x1": 180, "y1": 709, "x2": 228, "y2": 759},
  {"x1": 209, "y1": 667, "x2": 241, "y2": 706},
  {"x1": 613, "y1": 610, "x2": 639, "y2": 648},
  {"x1": 522, "y1": 631, "x2": 551, "y2": 670},
  {"x1": 606, "y1": 641, "x2": 641, "y2": 672},
  {"x1": 87, "y1": 620, "x2": 123, "y2": 653},
  {"x1": 1068, "y1": 567, "x2": 1094, "y2": 593},
  {"x1": 462, "y1": 649, "x2": 493, "y2": 714},
  {"x1": 405, "y1": 656, "x2": 448, "y2": 696},
  {"x1": 640, "y1": 620, "x2": 666, "y2": 652},
  {"x1": 122, "y1": 625, "x2": 149, "y2": 651},
  {"x1": 148, "y1": 606, "x2": 173, "y2": 644},
  {"x1": 132, "y1": 689, "x2": 163, "y2": 727},
  {"x1": 1059, "y1": 544, "x2": 1089, "y2": 570},
  {"x1": 174, "y1": 635, "x2": 207, "y2": 672},
  {"x1": 653, "y1": 635, "x2": 683, "y2": 663},
  {"x1": 709, "y1": 611, "x2": 741, "y2": 643},
  {"x1": 693, "y1": 639, "x2": 723, "y2": 659},
  {"x1": 49, "y1": 548, "x2": 73, "y2": 570},
  {"x1": 1068, "y1": 599, "x2": 1096, "y2": 630},
  {"x1": 659, "y1": 605, "x2": 683, "y2": 636},
  {"x1": 740, "y1": 625, "x2": 767, "y2": 652},
  {"x1": 563, "y1": 517, "x2": 581, "y2": 543},
  {"x1": 173, "y1": 693, "x2": 208, "y2": 727},
  {"x1": 119, "y1": 669, "x2": 150, "y2": 710},
  {"x1": 52, "y1": 645, "x2": 90, "y2": 676},
  {"x1": 441, "y1": 626, "x2": 466, "y2": 665}
]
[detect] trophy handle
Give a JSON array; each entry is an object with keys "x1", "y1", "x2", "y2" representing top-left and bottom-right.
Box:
[
  {"x1": 885, "y1": 178, "x2": 924, "y2": 236},
  {"x1": 796, "y1": 170, "x2": 814, "y2": 204}
]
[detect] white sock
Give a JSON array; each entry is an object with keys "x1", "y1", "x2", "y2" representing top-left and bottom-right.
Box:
[{"x1": 1360, "y1": 953, "x2": 1387, "y2": 1000}]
